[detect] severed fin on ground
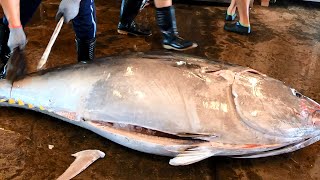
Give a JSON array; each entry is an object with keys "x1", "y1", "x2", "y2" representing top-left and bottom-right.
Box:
[
  {"x1": 169, "y1": 147, "x2": 219, "y2": 166},
  {"x1": 57, "y1": 150, "x2": 105, "y2": 180},
  {"x1": 5, "y1": 48, "x2": 27, "y2": 83}
]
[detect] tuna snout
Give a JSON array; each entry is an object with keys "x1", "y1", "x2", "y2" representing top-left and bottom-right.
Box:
[{"x1": 313, "y1": 110, "x2": 320, "y2": 127}]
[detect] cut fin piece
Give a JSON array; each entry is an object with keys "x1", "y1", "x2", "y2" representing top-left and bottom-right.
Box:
[
  {"x1": 169, "y1": 147, "x2": 219, "y2": 166},
  {"x1": 57, "y1": 150, "x2": 105, "y2": 180}
]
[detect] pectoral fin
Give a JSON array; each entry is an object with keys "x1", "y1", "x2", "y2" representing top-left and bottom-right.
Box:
[
  {"x1": 169, "y1": 147, "x2": 219, "y2": 166},
  {"x1": 57, "y1": 149, "x2": 105, "y2": 180},
  {"x1": 176, "y1": 133, "x2": 218, "y2": 141}
]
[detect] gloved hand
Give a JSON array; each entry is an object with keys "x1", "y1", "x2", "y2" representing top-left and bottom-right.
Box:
[
  {"x1": 7, "y1": 27, "x2": 27, "y2": 51},
  {"x1": 56, "y1": 0, "x2": 81, "y2": 23}
]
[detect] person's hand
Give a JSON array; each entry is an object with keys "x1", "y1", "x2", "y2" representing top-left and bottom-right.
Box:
[
  {"x1": 56, "y1": 0, "x2": 81, "y2": 23},
  {"x1": 7, "y1": 27, "x2": 27, "y2": 51}
]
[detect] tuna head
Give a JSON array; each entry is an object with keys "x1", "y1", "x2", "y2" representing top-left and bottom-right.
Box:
[{"x1": 232, "y1": 70, "x2": 320, "y2": 139}]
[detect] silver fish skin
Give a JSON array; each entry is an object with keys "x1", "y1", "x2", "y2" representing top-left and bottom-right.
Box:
[{"x1": 0, "y1": 53, "x2": 319, "y2": 166}]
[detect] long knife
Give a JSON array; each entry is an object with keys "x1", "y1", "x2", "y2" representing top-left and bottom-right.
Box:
[{"x1": 37, "y1": 16, "x2": 64, "y2": 70}]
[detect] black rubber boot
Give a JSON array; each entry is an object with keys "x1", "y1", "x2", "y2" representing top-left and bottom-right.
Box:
[
  {"x1": 0, "y1": 64, "x2": 7, "y2": 79},
  {"x1": 0, "y1": 20, "x2": 10, "y2": 79},
  {"x1": 117, "y1": 0, "x2": 152, "y2": 36},
  {"x1": 75, "y1": 37, "x2": 96, "y2": 63},
  {"x1": 156, "y1": 6, "x2": 197, "y2": 51}
]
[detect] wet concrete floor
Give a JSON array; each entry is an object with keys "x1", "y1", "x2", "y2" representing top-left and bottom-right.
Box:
[{"x1": 0, "y1": 0, "x2": 320, "y2": 179}]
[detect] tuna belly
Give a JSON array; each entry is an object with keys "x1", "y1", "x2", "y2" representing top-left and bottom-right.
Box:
[{"x1": 81, "y1": 120, "x2": 203, "y2": 157}]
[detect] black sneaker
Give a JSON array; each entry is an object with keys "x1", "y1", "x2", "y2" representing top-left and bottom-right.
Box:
[
  {"x1": 162, "y1": 34, "x2": 198, "y2": 51},
  {"x1": 224, "y1": 21, "x2": 251, "y2": 35}
]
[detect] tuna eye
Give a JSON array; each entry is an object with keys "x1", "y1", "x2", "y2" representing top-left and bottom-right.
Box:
[
  {"x1": 295, "y1": 92, "x2": 302, "y2": 98},
  {"x1": 291, "y1": 88, "x2": 303, "y2": 98}
]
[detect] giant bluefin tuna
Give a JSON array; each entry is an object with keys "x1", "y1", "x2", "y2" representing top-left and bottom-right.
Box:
[{"x1": 0, "y1": 53, "x2": 319, "y2": 165}]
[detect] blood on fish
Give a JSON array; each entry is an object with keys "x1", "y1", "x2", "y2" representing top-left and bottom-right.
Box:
[{"x1": 242, "y1": 144, "x2": 260, "y2": 148}]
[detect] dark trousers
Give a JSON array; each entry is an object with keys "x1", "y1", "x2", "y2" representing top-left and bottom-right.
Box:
[{"x1": 3, "y1": 0, "x2": 96, "y2": 40}]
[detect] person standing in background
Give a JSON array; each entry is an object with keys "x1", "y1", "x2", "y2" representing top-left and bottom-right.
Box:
[
  {"x1": 117, "y1": 0, "x2": 198, "y2": 51},
  {"x1": 224, "y1": 0, "x2": 251, "y2": 35}
]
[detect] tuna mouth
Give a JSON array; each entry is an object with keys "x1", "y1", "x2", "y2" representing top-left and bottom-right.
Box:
[{"x1": 235, "y1": 133, "x2": 320, "y2": 158}]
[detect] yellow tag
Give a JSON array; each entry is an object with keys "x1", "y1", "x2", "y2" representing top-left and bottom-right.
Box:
[
  {"x1": 18, "y1": 100, "x2": 24, "y2": 106},
  {"x1": 39, "y1": 106, "x2": 45, "y2": 110},
  {"x1": 28, "y1": 104, "x2": 34, "y2": 108},
  {"x1": 8, "y1": 99, "x2": 15, "y2": 104}
]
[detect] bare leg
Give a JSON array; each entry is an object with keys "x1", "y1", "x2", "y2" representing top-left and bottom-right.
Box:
[
  {"x1": 154, "y1": 0, "x2": 172, "y2": 8},
  {"x1": 223, "y1": 0, "x2": 251, "y2": 34},
  {"x1": 236, "y1": 0, "x2": 250, "y2": 26},
  {"x1": 227, "y1": 0, "x2": 237, "y2": 15},
  {"x1": 1, "y1": 0, "x2": 21, "y2": 27}
]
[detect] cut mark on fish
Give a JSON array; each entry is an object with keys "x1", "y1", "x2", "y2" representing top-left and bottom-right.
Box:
[
  {"x1": 55, "y1": 111, "x2": 77, "y2": 121},
  {"x1": 246, "y1": 77, "x2": 263, "y2": 97},
  {"x1": 200, "y1": 67, "x2": 220, "y2": 74},
  {"x1": 185, "y1": 71, "x2": 211, "y2": 83},
  {"x1": 174, "y1": 61, "x2": 202, "y2": 70},
  {"x1": 244, "y1": 69, "x2": 262, "y2": 75},
  {"x1": 203, "y1": 101, "x2": 229, "y2": 112},
  {"x1": 220, "y1": 103, "x2": 228, "y2": 113},
  {"x1": 216, "y1": 70, "x2": 236, "y2": 84},
  {"x1": 248, "y1": 77, "x2": 258, "y2": 87},
  {"x1": 251, "y1": 111, "x2": 258, "y2": 117},
  {"x1": 208, "y1": 141, "x2": 282, "y2": 150},
  {"x1": 134, "y1": 91, "x2": 145, "y2": 99},
  {"x1": 124, "y1": 66, "x2": 134, "y2": 76},
  {"x1": 106, "y1": 73, "x2": 111, "y2": 80},
  {"x1": 176, "y1": 61, "x2": 186, "y2": 66},
  {"x1": 112, "y1": 90, "x2": 123, "y2": 98}
]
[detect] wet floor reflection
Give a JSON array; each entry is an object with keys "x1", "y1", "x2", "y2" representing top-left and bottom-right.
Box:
[{"x1": 0, "y1": 0, "x2": 319, "y2": 179}]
